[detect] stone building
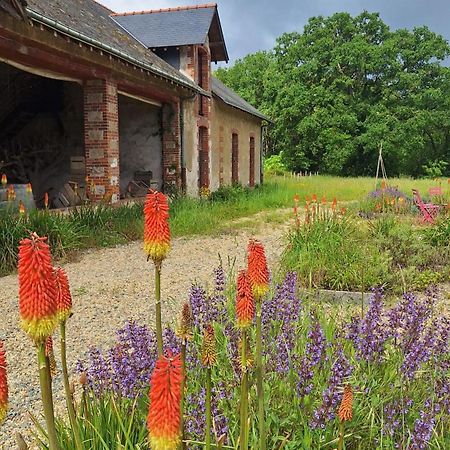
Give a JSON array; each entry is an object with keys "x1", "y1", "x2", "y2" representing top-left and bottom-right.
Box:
[{"x1": 0, "y1": 0, "x2": 268, "y2": 207}]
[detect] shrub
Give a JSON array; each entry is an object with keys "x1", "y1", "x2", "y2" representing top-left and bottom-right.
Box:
[{"x1": 264, "y1": 153, "x2": 287, "y2": 175}]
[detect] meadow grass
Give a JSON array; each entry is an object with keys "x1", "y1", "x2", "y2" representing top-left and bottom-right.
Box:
[
  {"x1": 170, "y1": 175, "x2": 448, "y2": 236},
  {"x1": 1, "y1": 175, "x2": 448, "y2": 276}
]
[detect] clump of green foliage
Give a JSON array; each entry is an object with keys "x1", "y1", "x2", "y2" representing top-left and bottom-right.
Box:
[
  {"x1": 282, "y1": 211, "x2": 449, "y2": 293},
  {"x1": 264, "y1": 153, "x2": 287, "y2": 175},
  {"x1": 0, "y1": 204, "x2": 144, "y2": 276}
]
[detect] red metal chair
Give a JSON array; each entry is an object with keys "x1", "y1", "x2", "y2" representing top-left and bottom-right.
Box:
[{"x1": 412, "y1": 189, "x2": 440, "y2": 224}]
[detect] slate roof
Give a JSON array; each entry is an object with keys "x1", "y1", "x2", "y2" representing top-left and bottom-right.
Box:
[
  {"x1": 24, "y1": 0, "x2": 202, "y2": 92},
  {"x1": 211, "y1": 76, "x2": 269, "y2": 121},
  {"x1": 112, "y1": 4, "x2": 228, "y2": 63}
]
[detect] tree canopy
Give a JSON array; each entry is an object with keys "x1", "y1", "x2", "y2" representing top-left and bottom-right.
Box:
[{"x1": 215, "y1": 12, "x2": 450, "y2": 177}]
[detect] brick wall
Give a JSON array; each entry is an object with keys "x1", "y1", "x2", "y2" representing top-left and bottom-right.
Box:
[
  {"x1": 162, "y1": 102, "x2": 181, "y2": 188},
  {"x1": 84, "y1": 79, "x2": 120, "y2": 203}
]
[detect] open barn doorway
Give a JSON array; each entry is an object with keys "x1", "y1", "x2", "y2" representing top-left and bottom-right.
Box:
[
  {"x1": 118, "y1": 93, "x2": 163, "y2": 198},
  {"x1": 0, "y1": 61, "x2": 84, "y2": 209}
]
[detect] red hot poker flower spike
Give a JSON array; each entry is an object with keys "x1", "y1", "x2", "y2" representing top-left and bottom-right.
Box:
[
  {"x1": 54, "y1": 267, "x2": 72, "y2": 323},
  {"x1": 236, "y1": 270, "x2": 255, "y2": 329},
  {"x1": 144, "y1": 190, "x2": 171, "y2": 263},
  {"x1": 338, "y1": 385, "x2": 353, "y2": 422},
  {"x1": 247, "y1": 240, "x2": 269, "y2": 301},
  {"x1": 18, "y1": 233, "x2": 58, "y2": 343},
  {"x1": 147, "y1": 353, "x2": 183, "y2": 450},
  {"x1": 201, "y1": 324, "x2": 217, "y2": 367},
  {"x1": 0, "y1": 341, "x2": 8, "y2": 424}
]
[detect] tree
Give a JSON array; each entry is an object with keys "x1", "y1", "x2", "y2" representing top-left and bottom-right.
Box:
[{"x1": 215, "y1": 12, "x2": 450, "y2": 176}]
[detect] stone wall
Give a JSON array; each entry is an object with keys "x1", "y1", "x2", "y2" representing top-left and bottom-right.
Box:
[{"x1": 210, "y1": 99, "x2": 262, "y2": 191}]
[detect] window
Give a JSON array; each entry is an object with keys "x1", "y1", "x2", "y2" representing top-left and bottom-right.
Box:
[
  {"x1": 249, "y1": 136, "x2": 255, "y2": 187},
  {"x1": 198, "y1": 126, "x2": 209, "y2": 188},
  {"x1": 232, "y1": 133, "x2": 239, "y2": 184}
]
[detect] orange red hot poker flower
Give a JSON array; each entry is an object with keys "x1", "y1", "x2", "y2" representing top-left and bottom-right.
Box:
[
  {"x1": 18, "y1": 233, "x2": 58, "y2": 343},
  {"x1": 236, "y1": 270, "x2": 255, "y2": 329},
  {"x1": 144, "y1": 190, "x2": 171, "y2": 263},
  {"x1": 338, "y1": 384, "x2": 354, "y2": 422},
  {"x1": 247, "y1": 240, "x2": 269, "y2": 301},
  {"x1": 54, "y1": 267, "x2": 72, "y2": 323},
  {"x1": 0, "y1": 341, "x2": 8, "y2": 424},
  {"x1": 147, "y1": 352, "x2": 183, "y2": 450}
]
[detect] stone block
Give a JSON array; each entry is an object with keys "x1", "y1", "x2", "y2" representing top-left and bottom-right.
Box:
[
  {"x1": 90, "y1": 166, "x2": 105, "y2": 178},
  {"x1": 89, "y1": 148, "x2": 104, "y2": 159},
  {"x1": 87, "y1": 111, "x2": 103, "y2": 122},
  {"x1": 86, "y1": 93, "x2": 103, "y2": 104},
  {"x1": 95, "y1": 185, "x2": 106, "y2": 196},
  {"x1": 88, "y1": 130, "x2": 104, "y2": 141}
]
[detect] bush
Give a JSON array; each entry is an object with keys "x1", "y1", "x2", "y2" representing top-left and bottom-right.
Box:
[{"x1": 264, "y1": 153, "x2": 287, "y2": 175}]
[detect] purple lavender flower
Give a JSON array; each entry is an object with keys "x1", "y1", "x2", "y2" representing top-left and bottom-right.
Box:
[
  {"x1": 408, "y1": 408, "x2": 435, "y2": 450},
  {"x1": 310, "y1": 344, "x2": 352, "y2": 428},
  {"x1": 296, "y1": 312, "x2": 327, "y2": 397},
  {"x1": 351, "y1": 288, "x2": 387, "y2": 362},
  {"x1": 189, "y1": 285, "x2": 208, "y2": 328},
  {"x1": 214, "y1": 266, "x2": 226, "y2": 292},
  {"x1": 185, "y1": 385, "x2": 229, "y2": 444},
  {"x1": 163, "y1": 326, "x2": 182, "y2": 354},
  {"x1": 382, "y1": 398, "x2": 413, "y2": 439},
  {"x1": 77, "y1": 321, "x2": 158, "y2": 398},
  {"x1": 262, "y1": 272, "x2": 300, "y2": 329}
]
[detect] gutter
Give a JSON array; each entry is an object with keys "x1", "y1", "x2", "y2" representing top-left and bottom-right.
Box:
[{"x1": 26, "y1": 8, "x2": 209, "y2": 96}]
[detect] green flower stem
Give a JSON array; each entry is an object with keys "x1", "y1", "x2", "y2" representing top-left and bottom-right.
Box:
[
  {"x1": 205, "y1": 366, "x2": 212, "y2": 450},
  {"x1": 180, "y1": 340, "x2": 187, "y2": 450},
  {"x1": 337, "y1": 421, "x2": 345, "y2": 450},
  {"x1": 155, "y1": 262, "x2": 163, "y2": 356},
  {"x1": 37, "y1": 343, "x2": 59, "y2": 450},
  {"x1": 60, "y1": 322, "x2": 83, "y2": 450},
  {"x1": 239, "y1": 330, "x2": 248, "y2": 450},
  {"x1": 255, "y1": 301, "x2": 266, "y2": 450}
]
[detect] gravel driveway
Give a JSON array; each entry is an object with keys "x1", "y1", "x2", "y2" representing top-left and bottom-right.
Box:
[{"x1": 0, "y1": 222, "x2": 287, "y2": 448}]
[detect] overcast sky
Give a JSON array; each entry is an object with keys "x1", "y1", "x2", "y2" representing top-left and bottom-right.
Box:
[{"x1": 102, "y1": 0, "x2": 450, "y2": 65}]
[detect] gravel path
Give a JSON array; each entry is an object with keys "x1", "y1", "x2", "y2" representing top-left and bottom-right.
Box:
[{"x1": 0, "y1": 219, "x2": 288, "y2": 448}]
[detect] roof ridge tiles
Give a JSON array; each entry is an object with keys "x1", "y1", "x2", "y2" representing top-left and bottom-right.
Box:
[{"x1": 111, "y1": 3, "x2": 217, "y2": 17}]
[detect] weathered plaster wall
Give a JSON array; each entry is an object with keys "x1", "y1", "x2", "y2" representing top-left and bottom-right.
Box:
[
  {"x1": 182, "y1": 97, "x2": 199, "y2": 196},
  {"x1": 118, "y1": 95, "x2": 162, "y2": 194},
  {"x1": 210, "y1": 99, "x2": 262, "y2": 190}
]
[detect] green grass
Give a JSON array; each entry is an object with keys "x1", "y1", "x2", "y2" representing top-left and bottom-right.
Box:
[
  {"x1": 282, "y1": 211, "x2": 450, "y2": 293},
  {"x1": 1, "y1": 175, "x2": 448, "y2": 277}
]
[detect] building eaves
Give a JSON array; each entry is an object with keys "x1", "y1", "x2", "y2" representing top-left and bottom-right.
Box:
[
  {"x1": 211, "y1": 76, "x2": 270, "y2": 122},
  {"x1": 24, "y1": 0, "x2": 207, "y2": 95}
]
